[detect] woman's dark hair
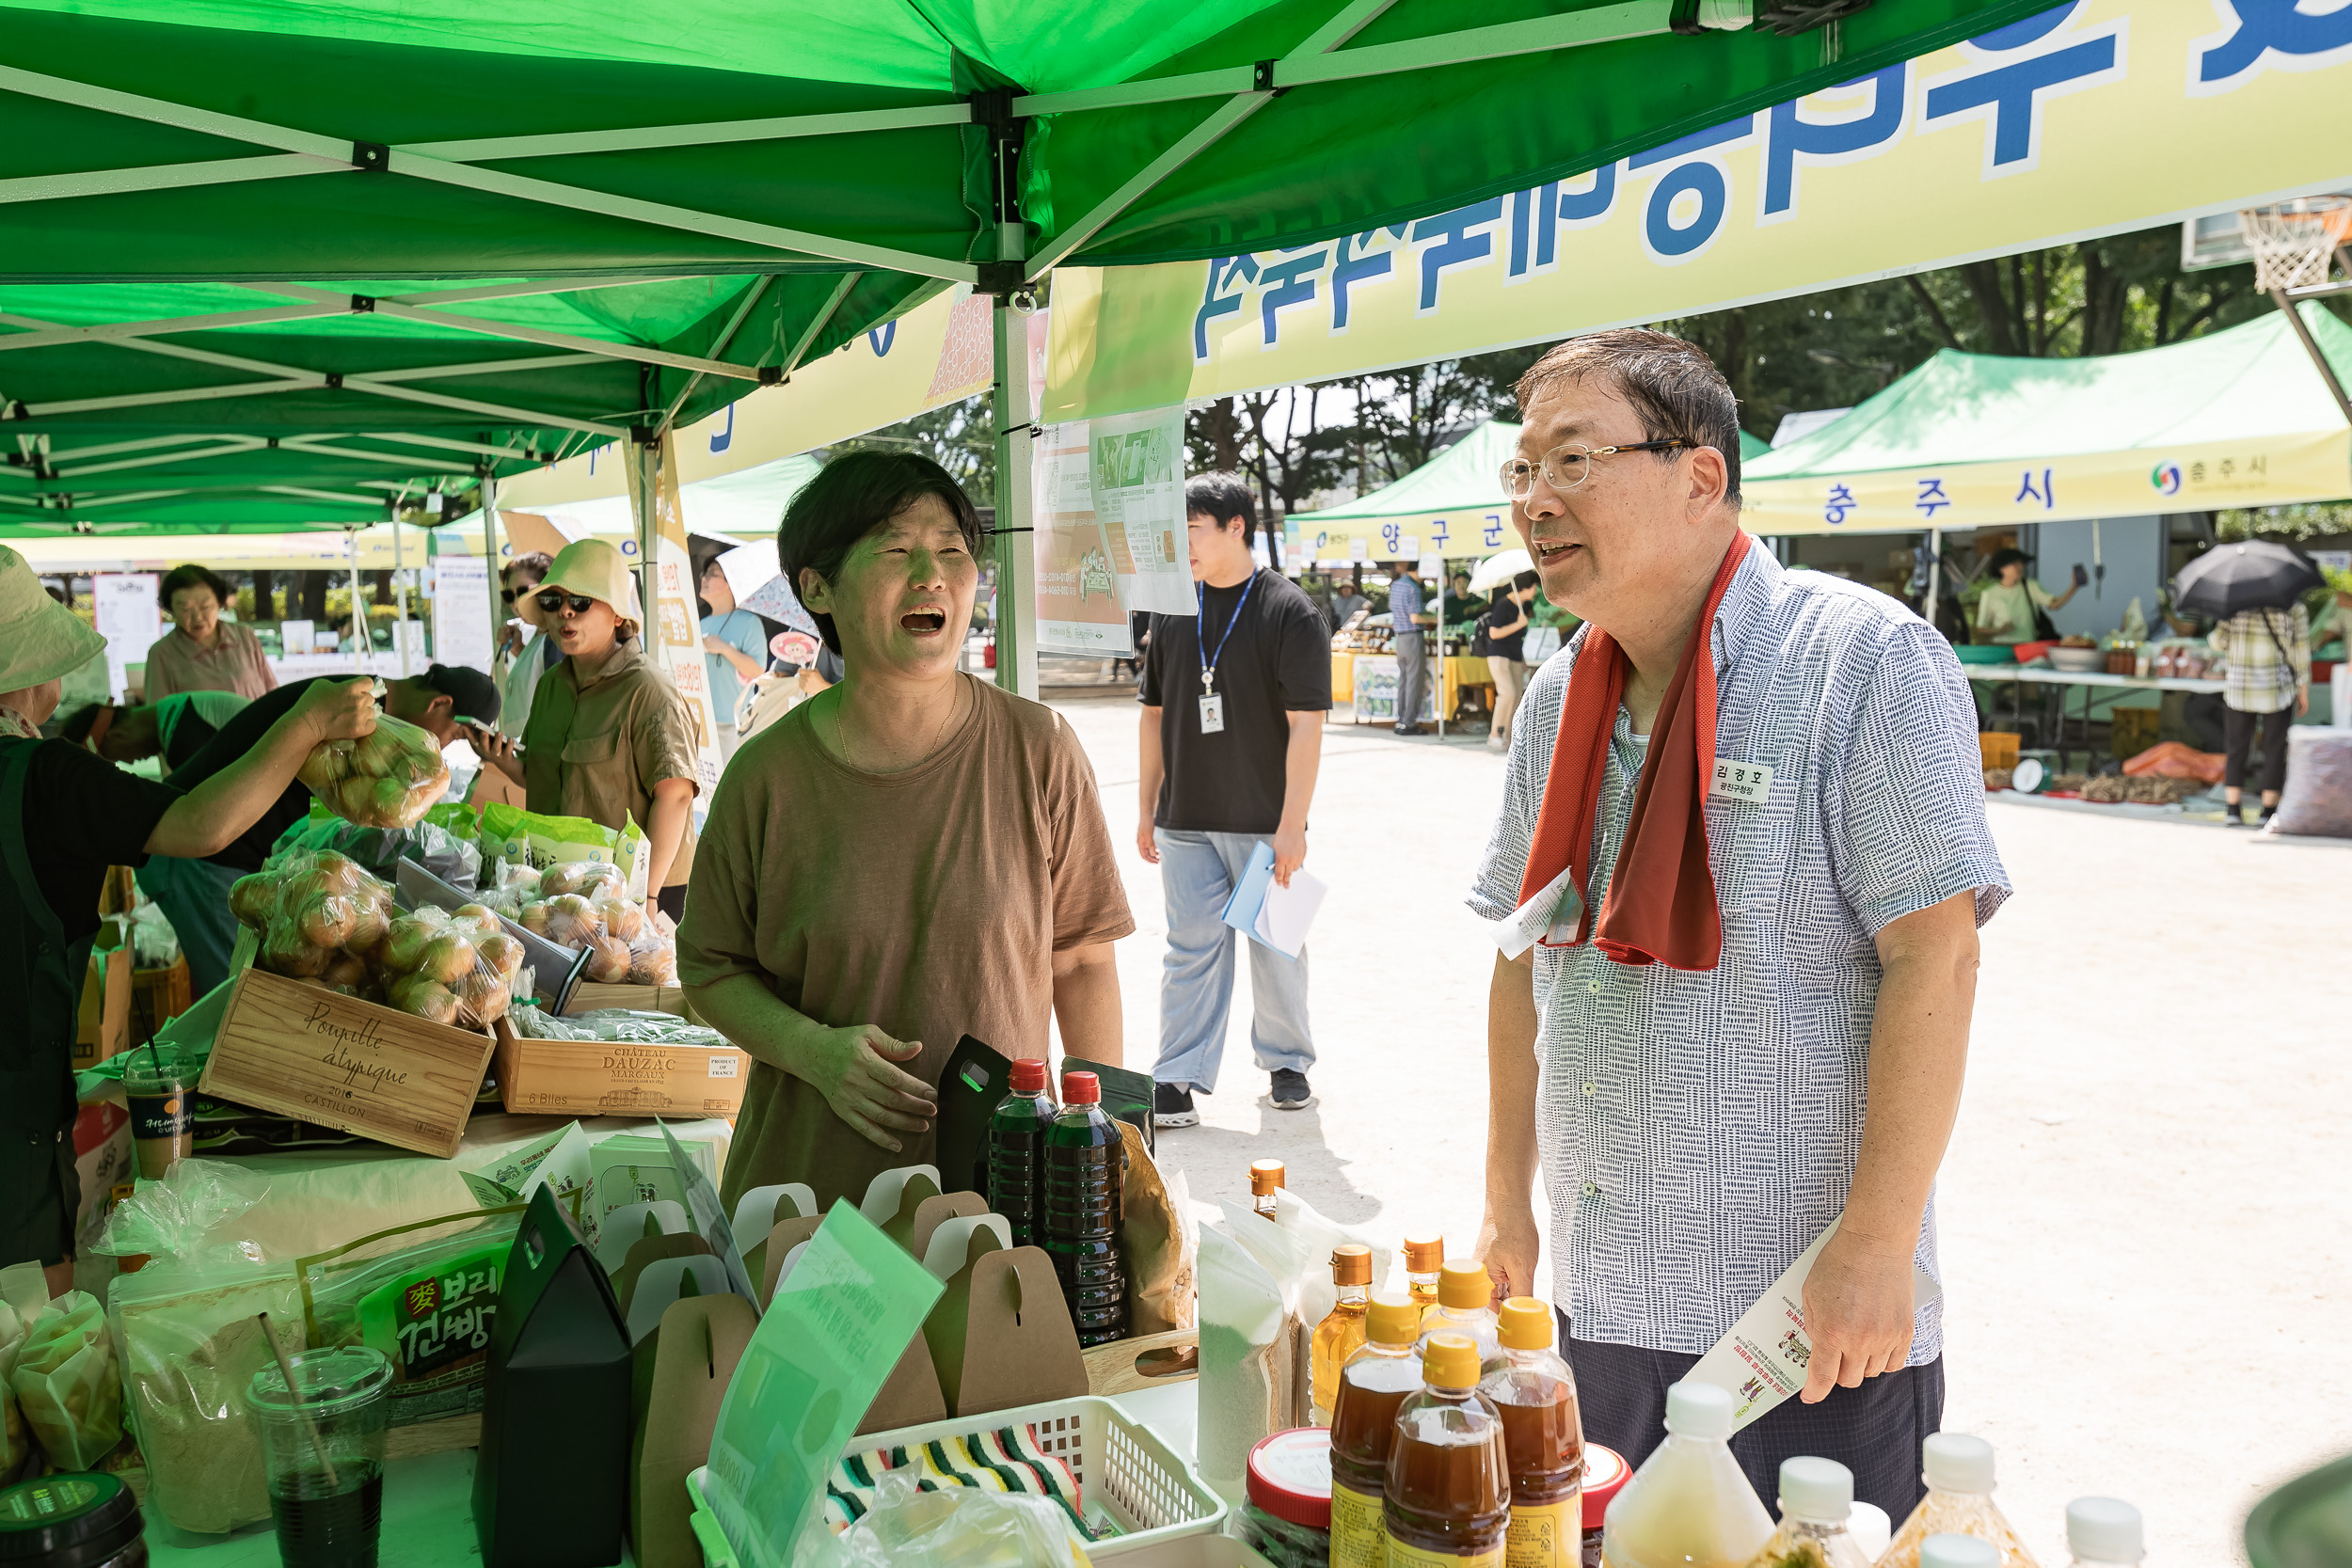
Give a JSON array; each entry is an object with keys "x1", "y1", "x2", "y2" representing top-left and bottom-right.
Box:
[
  {"x1": 1984, "y1": 547, "x2": 2028, "y2": 576},
  {"x1": 501, "y1": 550, "x2": 553, "y2": 583},
  {"x1": 158, "y1": 563, "x2": 234, "y2": 611},
  {"x1": 59, "y1": 704, "x2": 108, "y2": 746},
  {"x1": 778, "y1": 451, "x2": 981, "y2": 654},
  {"x1": 1513, "y1": 569, "x2": 1540, "y2": 593}
]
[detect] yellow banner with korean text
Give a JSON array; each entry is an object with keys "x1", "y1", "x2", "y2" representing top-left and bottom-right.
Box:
[{"x1": 1042, "y1": 0, "x2": 2352, "y2": 421}]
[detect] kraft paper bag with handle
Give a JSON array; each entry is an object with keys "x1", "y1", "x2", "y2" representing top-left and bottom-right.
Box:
[
  {"x1": 1197, "y1": 1222, "x2": 1290, "y2": 1509},
  {"x1": 922, "y1": 1227, "x2": 1088, "y2": 1420},
  {"x1": 612, "y1": 1230, "x2": 714, "y2": 1319},
  {"x1": 623, "y1": 1258, "x2": 732, "y2": 1345},
  {"x1": 733, "y1": 1184, "x2": 815, "y2": 1291},
  {"x1": 759, "y1": 1216, "x2": 824, "y2": 1307},
  {"x1": 629, "y1": 1284, "x2": 756, "y2": 1568},
  {"x1": 905, "y1": 1192, "x2": 991, "y2": 1260}
]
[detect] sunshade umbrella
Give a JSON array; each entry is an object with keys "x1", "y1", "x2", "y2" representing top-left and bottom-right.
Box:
[
  {"x1": 715, "y1": 539, "x2": 818, "y2": 634},
  {"x1": 2171, "y1": 541, "x2": 2325, "y2": 619},
  {"x1": 1468, "y1": 548, "x2": 1533, "y2": 593}
]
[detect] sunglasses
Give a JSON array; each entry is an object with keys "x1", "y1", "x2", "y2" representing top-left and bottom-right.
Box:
[{"x1": 534, "y1": 591, "x2": 597, "y2": 616}]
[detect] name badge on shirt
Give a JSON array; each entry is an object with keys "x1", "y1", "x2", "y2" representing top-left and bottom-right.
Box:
[
  {"x1": 1198, "y1": 693, "x2": 1226, "y2": 734},
  {"x1": 1709, "y1": 758, "x2": 1774, "y2": 804}
]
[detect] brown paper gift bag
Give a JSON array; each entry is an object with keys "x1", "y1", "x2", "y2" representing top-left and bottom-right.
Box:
[
  {"x1": 922, "y1": 1228, "x2": 1087, "y2": 1420},
  {"x1": 629, "y1": 1291, "x2": 756, "y2": 1568},
  {"x1": 612, "y1": 1231, "x2": 713, "y2": 1319},
  {"x1": 756, "y1": 1212, "x2": 946, "y2": 1434}
]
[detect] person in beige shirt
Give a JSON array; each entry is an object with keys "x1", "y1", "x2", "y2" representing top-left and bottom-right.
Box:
[
  {"x1": 142, "y1": 564, "x2": 278, "y2": 703},
  {"x1": 470, "y1": 539, "x2": 703, "y2": 919},
  {"x1": 679, "y1": 451, "x2": 1134, "y2": 1212}
]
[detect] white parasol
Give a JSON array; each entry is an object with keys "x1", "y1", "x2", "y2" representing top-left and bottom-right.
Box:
[
  {"x1": 714, "y1": 539, "x2": 818, "y2": 634},
  {"x1": 1467, "y1": 548, "x2": 1534, "y2": 593}
]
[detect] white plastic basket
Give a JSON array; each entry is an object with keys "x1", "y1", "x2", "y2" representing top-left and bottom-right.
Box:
[
  {"x1": 850, "y1": 1395, "x2": 1226, "y2": 1553},
  {"x1": 688, "y1": 1395, "x2": 1225, "y2": 1568}
]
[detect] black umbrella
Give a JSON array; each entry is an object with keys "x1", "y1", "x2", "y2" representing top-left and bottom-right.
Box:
[{"x1": 2171, "y1": 540, "x2": 2325, "y2": 618}]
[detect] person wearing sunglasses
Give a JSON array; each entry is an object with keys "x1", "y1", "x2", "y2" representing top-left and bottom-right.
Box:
[
  {"x1": 1465, "y1": 328, "x2": 2007, "y2": 1516},
  {"x1": 470, "y1": 539, "x2": 702, "y2": 919},
  {"x1": 677, "y1": 451, "x2": 1132, "y2": 1217},
  {"x1": 496, "y1": 550, "x2": 558, "y2": 738}
]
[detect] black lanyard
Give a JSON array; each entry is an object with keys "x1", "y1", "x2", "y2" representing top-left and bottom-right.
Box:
[{"x1": 1197, "y1": 570, "x2": 1259, "y2": 695}]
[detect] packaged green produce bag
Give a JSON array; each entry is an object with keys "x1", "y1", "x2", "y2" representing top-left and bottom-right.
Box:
[
  {"x1": 298, "y1": 1207, "x2": 525, "y2": 1426},
  {"x1": 10, "y1": 1291, "x2": 121, "y2": 1470}
]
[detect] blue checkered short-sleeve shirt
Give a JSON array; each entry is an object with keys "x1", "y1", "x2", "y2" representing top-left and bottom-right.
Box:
[{"x1": 1468, "y1": 539, "x2": 2010, "y2": 1360}]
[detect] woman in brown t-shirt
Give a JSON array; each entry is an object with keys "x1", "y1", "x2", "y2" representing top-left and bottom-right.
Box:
[{"x1": 678, "y1": 452, "x2": 1135, "y2": 1212}]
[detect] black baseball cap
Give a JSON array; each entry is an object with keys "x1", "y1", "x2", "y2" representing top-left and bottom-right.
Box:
[{"x1": 416, "y1": 662, "x2": 501, "y2": 726}]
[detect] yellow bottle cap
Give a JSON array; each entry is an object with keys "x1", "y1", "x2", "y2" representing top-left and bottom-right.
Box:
[
  {"x1": 1422, "y1": 1332, "x2": 1482, "y2": 1390},
  {"x1": 1402, "y1": 1234, "x2": 1445, "y2": 1273},
  {"x1": 1249, "y1": 1160, "x2": 1287, "y2": 1197},
  {"x1": 1498, "y1": 1296, "x2": 1552, "y2": 1351},
  {"x1": 1365, "y1": 1291, "x2": 1421, "y2": 1345},
  {"x1": 1331, "y1": 1243, "x2": 1373, "y2": 1286},
  {"x1": 1437, "y1": 1259, "x2": 1491, "y2": 1309}
]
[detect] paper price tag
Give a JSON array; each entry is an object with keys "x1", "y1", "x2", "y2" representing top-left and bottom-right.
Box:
[{"x1": 1709, "y1": 758, "x2": 1774, "y2": 804}]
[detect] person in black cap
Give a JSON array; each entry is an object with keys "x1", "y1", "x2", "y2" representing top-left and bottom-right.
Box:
[{"x1": 139, "y1": 665, "x2": 493, "y2": 992}]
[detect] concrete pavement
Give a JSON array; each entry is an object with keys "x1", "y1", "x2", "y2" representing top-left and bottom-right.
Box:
[{"x1": 1052, "y1": 686, "x2": 2352, "y2": 1568}]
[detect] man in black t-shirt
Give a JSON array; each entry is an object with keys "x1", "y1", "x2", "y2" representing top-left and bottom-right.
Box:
[{"x1": 1137, "y1": 473, "x2": 1332, "y2": 1127}]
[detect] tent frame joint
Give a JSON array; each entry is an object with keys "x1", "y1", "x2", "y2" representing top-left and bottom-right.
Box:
[{"x1": 351, "y1": 140, "x2": 390, "y2": 172}]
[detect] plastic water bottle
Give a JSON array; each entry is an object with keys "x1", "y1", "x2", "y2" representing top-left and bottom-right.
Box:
[
  {"x1": 2064, "y1": 1499, "x2": 2142, "y2": 1568},
  {"x1": 984, "y1": 1057, "x2": 1056, "y2": 1246},
  {"x1": 1042, "y1": 1070, "x2": 1127, "y2": 1346}
]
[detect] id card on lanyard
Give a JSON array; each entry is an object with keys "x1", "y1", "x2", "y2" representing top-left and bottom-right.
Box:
[{"x1": 1197, "y1": 572, "x2": 1257, "y2": 736}]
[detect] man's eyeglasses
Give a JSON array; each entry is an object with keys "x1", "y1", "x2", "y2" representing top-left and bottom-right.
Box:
[
  {"x1": 1500, "y1": 438, "x2": 1702, "y2": 499},
  {"x1": 533, "y1": 591, "x2": 596, "y2": 616}
]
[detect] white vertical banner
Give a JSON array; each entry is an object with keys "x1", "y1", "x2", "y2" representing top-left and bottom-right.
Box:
[
  {"x1": 1031, "y1": 423, "x2": 1132, "y2": 657},
  {"x1": 632, "y1": 433, "x2": 726, "y2": 795},
  {"x1": 91, "y1": 573, "x2": 160, "y2": 702},
  {"x1": 1089, "y1": 406, "x2": 1192, "y2": 614},
  {"x1": 431, "y1": 549, "x2": 494, "y2": 674}
]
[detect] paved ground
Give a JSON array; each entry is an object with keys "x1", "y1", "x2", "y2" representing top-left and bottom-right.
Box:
[{"x1": 1048, "y1": 682, "x2": 2352, "y2": 1568}]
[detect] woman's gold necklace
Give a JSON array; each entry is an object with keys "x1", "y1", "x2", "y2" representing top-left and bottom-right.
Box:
[{"x1": 833, "y1": 673, "x2": 964, "y2": 773}]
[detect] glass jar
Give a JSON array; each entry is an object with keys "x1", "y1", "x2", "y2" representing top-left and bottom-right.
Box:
[{"x1": 1246, "y1": 1429, "x2": 1332, "y2": 1568}]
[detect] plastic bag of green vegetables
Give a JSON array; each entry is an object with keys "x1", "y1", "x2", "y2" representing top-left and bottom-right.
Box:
[
  {"x1": 297, "y1": 1207, "x2": 524, "y2": 1426},
  {"x1": 11, "y1": 1291, "x2": 121, "y2": 1469}
]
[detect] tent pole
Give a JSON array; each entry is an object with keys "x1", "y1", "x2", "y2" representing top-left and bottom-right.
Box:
[
  {"x1": 1925, "y1": 528, "x2": 1941, "y2": 634},
  {"x1": 991, "y1": 267, "x2": 1040, "y2": 701},
  {"x1": 2270, "y1": 291, "x2": 2352, "y2": 427},
  {"x1": 349, "y1": 528, "x2": 365, "y2": 675},
  {"x1": 393, "y1": 514, "x2": 412, "y2": 676},
  {"x1": 482, "y1": 469, "x2": 502, "y2": 673}
]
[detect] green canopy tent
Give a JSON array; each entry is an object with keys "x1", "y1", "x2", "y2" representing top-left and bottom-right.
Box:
[
  {"x1": 0, "y1": 0, "x2": 2048, "y2": 689},
  {"x1": 1292, "y1": 418, "x2": 1771, "y2": 562}
]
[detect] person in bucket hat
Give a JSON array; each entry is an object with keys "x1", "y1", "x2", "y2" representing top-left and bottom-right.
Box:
[
  {"x1": 469, "y1": 538, "x2": 702, "y2": 918},
  {"x1": 0, "y1": 546, "x2": 377, "y2": 1286}
]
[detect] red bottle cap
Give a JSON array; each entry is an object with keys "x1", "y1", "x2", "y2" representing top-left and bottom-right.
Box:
[
  {"x1": 1062, "y1": 1070, "x2": 1101, "y2": 1104},
  {"x1": 1247, "y1": 1428, "x2": 1331, "y2": 1530},
  {"x1": 1009, "y1": 1058, "x2": 1049, "y2": 1094},
  {"x1": 1582, "y1": 1444, "x2": 1629, "y2": 1531}
]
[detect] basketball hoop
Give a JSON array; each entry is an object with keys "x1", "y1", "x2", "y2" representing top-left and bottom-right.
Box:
[{"x1": 2237, "y1": 195, "x2": 2352, "y2": 293}]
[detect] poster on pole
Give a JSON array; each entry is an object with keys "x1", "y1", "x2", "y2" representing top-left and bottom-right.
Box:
[
  {"x1": 1031, "y1": 424, "x2": 1132, "y2": 657},
  {"x1": 91, "y1": 573, "x2": 160, "y2": 702},
  {"x1": 637, "y1": 433, "x2": 728, "y2": 796},
  {"x1": 1089, "y1": 407, "x2": 1192, "y2": 615},
  {"x1": 430, "y1": 551, "x2": 494, "y2": 676}
]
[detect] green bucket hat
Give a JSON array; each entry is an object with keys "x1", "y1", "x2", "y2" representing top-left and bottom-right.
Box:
[{"x1": 0, "y1": 546, "x2": 107, "y2": 692}]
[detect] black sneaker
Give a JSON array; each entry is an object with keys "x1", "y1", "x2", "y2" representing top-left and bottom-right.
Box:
[
  {"x1": 1153, "y1": 1082, "x2": 1199, "y2": 1128},
  {"x1": 1393, "y1": 723, "x2": 1428, "y2": 736},
  {"x1": 1268, "y1": 1069, "x2": 1316, "y2": 1111}
]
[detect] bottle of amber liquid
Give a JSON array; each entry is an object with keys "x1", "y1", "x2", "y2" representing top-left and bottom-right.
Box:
[
  {"x1": 1478, "y1": 1298, "x2": 1583, "y2": 1568},
  {"x1": 1311, "y1": 1243, "x2": 1375, "y2": 1425},
  {"x1": 1329, "y1": 1291, "x2": 1423, "y2": 1568},
  {"x1": 1250, "y1": 1159, "x2": 1286, "y2": 1219},
  {"x1": 1402, "y1": 1234, "x2": 1445, "y2": 1320},
  {"x1": 1384, "y1": 1332, "x2": 1511, "y2": 1567},
  {"x1": 1416, "y1": 1261, "x2": 1500, "y2": 1362}
]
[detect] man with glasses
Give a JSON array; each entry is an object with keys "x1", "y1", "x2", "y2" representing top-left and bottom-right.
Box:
[
  {"x1": 1465, "y1": 329, "x2": 2007, "y2": 1516},
  {"x1": 497, "y1": 551, "x2": 558, "y2": 738}
]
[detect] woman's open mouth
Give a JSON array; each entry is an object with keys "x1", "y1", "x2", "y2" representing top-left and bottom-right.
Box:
[{"x1": 900, "y1": 608, "x2": 947, "y2": 635}]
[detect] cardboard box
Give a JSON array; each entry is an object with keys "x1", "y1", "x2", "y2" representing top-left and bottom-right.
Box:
[
  {"x1": 493, "y1": 1026, "x2": 751, "y2": 1118},
  {"x1": 199, "y1": 967, "x2": 499, "y2": 1158},
  {"x1": 128, "y1": 958, "x2": 193, "y2": 1050},
  {"x1": 922, "y1": 1228, "x2": 1089, "y2": 1420},
  {"x1": 630, "y1": 1292, "x2": 757, "y2": 1568}
]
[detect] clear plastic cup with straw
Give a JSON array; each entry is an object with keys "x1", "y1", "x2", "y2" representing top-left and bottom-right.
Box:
[{"x1": 246, "y1": 1337, "x2": 392, "y2": 1568}]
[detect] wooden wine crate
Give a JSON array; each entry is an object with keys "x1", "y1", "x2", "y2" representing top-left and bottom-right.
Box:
[
  {"x1": 198, "y1": 967, "x2": 498, "y2": 1157},
  {"x1": 560, "y1": 981, "x2": 687, "y2": 1018},
  {"x1": 493, "y1": 1022, "x2": 750, "y2": 1117}
]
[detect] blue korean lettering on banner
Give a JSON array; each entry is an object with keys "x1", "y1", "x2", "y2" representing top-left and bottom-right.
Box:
[
  {"x1": 709, "y1": 403, "x2": 736, "y2": 454},
  {"x1": 1558, "y1": 166, "x2": 1618, "y2": 226},
  {"x1": 1824, "y1": 483, "x2": 1860, "y2": 524},
  {"x1": 1331, "y1": 231, "x2": 1401, "y2": 330},
  {"x1": 1762, "y1": 65, "x2": 1908, "y2": 220},
  {"x1": 1915, "y1": 478, "x2": 1951, "y2": 517},
  {"x1": 2016, "y1": 467, "x2": 2056, "y2": 507},
  {"x1": 1196, "y1": 255, "x2": 1260, "y2": 357},
  {"x1": 1483, "y1": 516, "x2": 1506, "y2": 547},
  {"x1": 866, "y1": 320, "x2": 896, "y2": 356},
  {"x1": 1410, "y1": 199, "x2": 1506, "y2": 312},
  {"x1": 1920, "y1": 1, "x2": 2126, "y2": 176},
  {"x1": 1629, "y1": 118, "x2": 1756, "y2": 263},
  {"x1": 1260, "y1": 245, "x2": 1329, "y2": 344},
  {"x1": 2193, "y1": 0, "x2": 2352, "y2": 90}
]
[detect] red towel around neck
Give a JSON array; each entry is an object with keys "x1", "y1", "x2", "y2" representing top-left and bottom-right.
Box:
[{"x1": 1516, "y1": 532, "x2": 1751, "y2": 971}]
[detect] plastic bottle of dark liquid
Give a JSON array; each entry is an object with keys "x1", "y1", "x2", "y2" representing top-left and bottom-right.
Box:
[
  {"x1": 1328, "y1": 1291, "x2": 1425, "y2": 1568},
  {"x1": 1384, "y1": 1332, "x2": 1511, "y2": 1566},
  {"x1": 1478, "y1": 1297, "x2": 1584, "y2": 1568},
  {"x1": 985, "y1": 1057, "x2": 1057, "y2": 1245},
  {"x1": 1042, "y1": 1069, "x2": 1127, "y2": 1346}
]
